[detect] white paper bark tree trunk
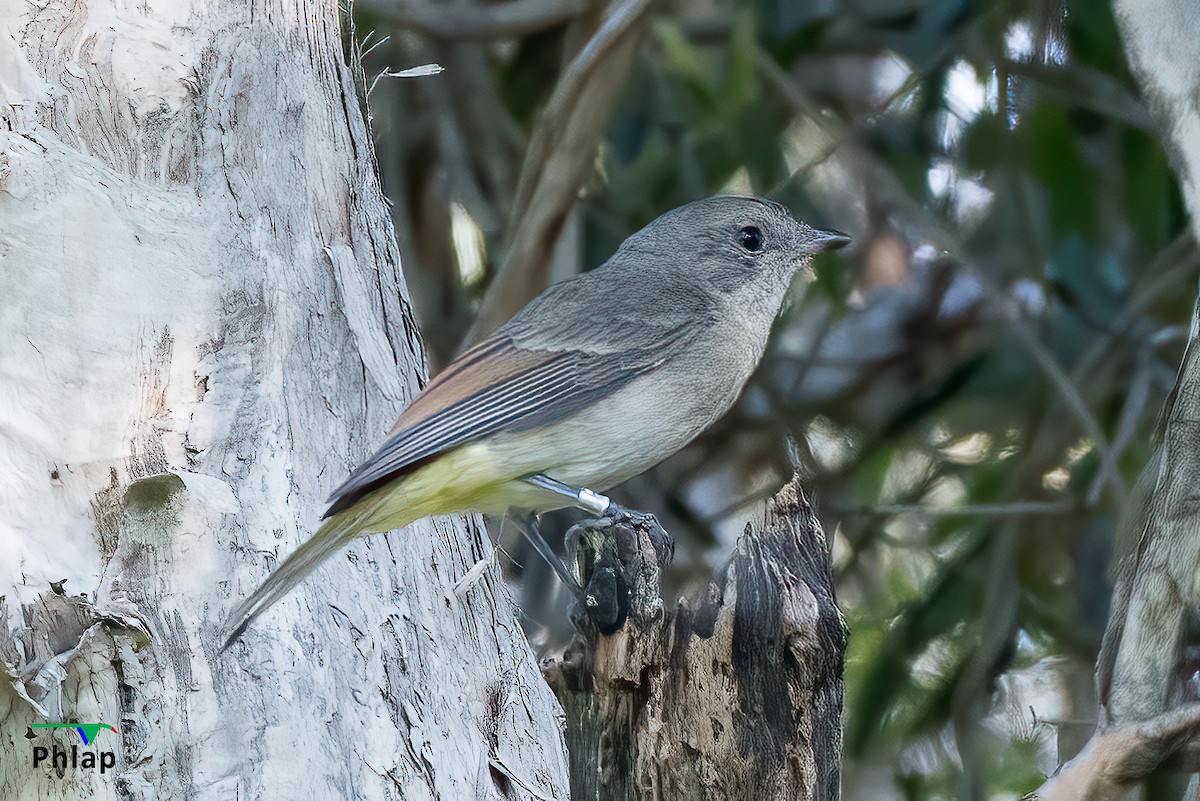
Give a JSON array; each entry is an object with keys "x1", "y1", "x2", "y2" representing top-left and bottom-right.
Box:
[{"x1": 0, "y1": 0, "x2": 570, "y2": 798}]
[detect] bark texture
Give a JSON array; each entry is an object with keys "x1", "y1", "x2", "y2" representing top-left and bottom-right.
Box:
[
  {"x1": 542, "y1": 475, "x2": 847, "y2": 801},
  {"x1": 0, "y1": 1, "x2": 569, "y2": 798},
  {"x1": 1033, "y1": 1, "x2": 1200, "y2": 797}
]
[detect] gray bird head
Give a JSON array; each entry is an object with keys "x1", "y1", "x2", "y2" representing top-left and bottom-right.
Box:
[{"x1": 617, "y1": 194, "x2": 849, "y2": 313}]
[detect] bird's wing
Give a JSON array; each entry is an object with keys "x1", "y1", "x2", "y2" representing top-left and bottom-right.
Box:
[
  {"x1": 227, "y1": 291, "x2": 700, "y2": 650},
  {"x1": 322, "y1": 289, "x2": 703, "y2": 517}
]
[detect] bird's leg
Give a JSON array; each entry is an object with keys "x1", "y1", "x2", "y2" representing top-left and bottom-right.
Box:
[
  {"x1": 508, "y1": 511, "x2": 584, "y2": 597},
  {"x1": 523, "y1": 473, "x2": 673, "y2": 564},
  {"x1": 524, "y1": 475, "x2": 674, "y2": 635},
  {"x1": 523, "y1": 474, "x2": 611, "y2": 516}
]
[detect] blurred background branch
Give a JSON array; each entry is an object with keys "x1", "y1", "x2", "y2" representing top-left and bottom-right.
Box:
[
  {"x1": 356, "y1": 0, "x2": 591, "y2": 41},
  {"x1": 468, "y1": 0, "x2": 652, "y2": 342}
]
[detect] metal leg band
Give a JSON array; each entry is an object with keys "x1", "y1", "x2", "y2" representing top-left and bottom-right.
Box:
[{"x1": 525, "y1": 474, "x2": 612, "y2": 516}]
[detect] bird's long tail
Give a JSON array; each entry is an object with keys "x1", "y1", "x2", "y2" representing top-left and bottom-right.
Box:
[{"x1": 220, "y1": 494, "x2": 390, "y2": 651}]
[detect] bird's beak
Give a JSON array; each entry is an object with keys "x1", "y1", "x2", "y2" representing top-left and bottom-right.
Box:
[{"x1": 812, "y1": 228, "x2": 852, "y2": 252}]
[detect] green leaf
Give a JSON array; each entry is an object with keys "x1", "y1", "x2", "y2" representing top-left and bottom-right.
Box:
[
  {"x1": 1026, "y1": 103, "x2": 1098, "y2": 240},
  {"x1": 961, "y1": 112, "x2": 1006, "y2": 173},
  {"x1": 1067, "y1": 0, "x2": 1127, "y2": 75},
  {"x1": 767, "y1": 16, "x2": 832, "y2": 65},
  {"x1": 1122, "y1": 128, "x2": 1184, "y2": 251},
  {"x1": 726, "y1": 9, "x2": 759, "y2": 108},
  {"x1": 653, "y1": 20, "x2": 709, "y2": 89},
  {"x1": 811, "y1": 252, "x2": 848, "y2": 308}
]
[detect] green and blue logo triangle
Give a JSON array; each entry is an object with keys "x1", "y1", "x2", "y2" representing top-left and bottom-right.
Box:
[{"x1": 31, "y1": 722, "x2": 117, "y2": 745}]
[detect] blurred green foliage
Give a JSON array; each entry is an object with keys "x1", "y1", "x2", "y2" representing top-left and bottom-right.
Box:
[{"x1": 356, "y1": 0, "x2": 1193, "y2": 796}]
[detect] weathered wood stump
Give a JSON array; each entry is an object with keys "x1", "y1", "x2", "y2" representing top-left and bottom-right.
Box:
[{"x1": 542, "y1": 474, "x2": 847, "y2": 801}]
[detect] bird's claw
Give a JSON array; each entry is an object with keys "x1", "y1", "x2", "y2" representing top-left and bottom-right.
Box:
[{"x1": 601, "y1": 501, "x2": 674, "y2": 567}]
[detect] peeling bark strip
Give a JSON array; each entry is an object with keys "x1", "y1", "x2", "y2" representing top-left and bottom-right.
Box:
[
  {"x1": 543, "y1": 475, "x2": 848, "y2": 800},
  {"x1": 0, "y1": 0, "x2": 569, "y2": 797}
]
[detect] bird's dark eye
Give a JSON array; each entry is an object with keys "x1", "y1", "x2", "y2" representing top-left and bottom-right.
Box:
[{"x1": 737, "y1": 226, "x2": 765, "y2": 253}]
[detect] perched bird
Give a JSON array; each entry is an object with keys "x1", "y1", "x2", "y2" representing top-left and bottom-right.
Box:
[{"x1": 222, "y1": 195, "x2": 849, "y2": 647}]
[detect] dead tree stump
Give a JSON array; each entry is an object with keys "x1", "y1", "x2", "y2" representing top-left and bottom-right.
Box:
[{"x1": 541, "y1": 474, "x2": 847, "y2": 800}]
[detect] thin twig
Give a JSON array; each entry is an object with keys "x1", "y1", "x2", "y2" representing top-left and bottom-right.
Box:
[
  {"x1": 356, "y1": 0, "x2": 591, "y2": 41},
  {"x1": 1003, "y1": 58, "x2": 1153, "y2": 132},
  {"x1": 863, "y1": 501, "x2": 1076, "y2": 517},
  {"x1": 1009, "y1": 320, "x2": 1129, "y2": 501},
  {"x1": 1087, "y1": 364, "x2": 1151, "y2": 505}
]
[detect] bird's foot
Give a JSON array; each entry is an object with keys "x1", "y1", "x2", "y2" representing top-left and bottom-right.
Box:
[
  {"x1": 520, "y1": 474, "x2": 674, "y2": 633},
  {"x1": 601, "y1": 501, "x2": 674, "y2": 567},
  {"x1": 563, "y1": 501, "x2": 673, "y2": 634},
  {"x1": 509, "y1": 512, "x2": 584, "y2": 596}
]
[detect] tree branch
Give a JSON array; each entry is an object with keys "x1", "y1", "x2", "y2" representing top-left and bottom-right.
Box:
[
  {"x1": 357, "y1": 0, "x2": 592, "y2": 41},
  {"x1": 1031, "y1": 704, "x2": 1200, "y2": 801},
  {"x1": 466, "y1": 0, "x2": 652, "y2": 344}
]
